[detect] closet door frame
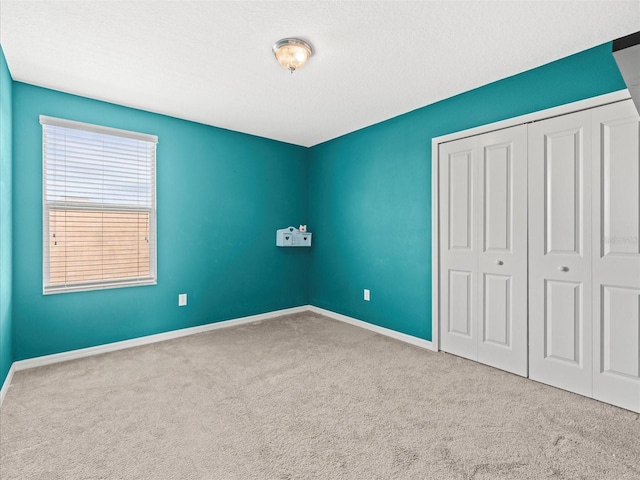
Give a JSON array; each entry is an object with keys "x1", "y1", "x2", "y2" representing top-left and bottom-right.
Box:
[{"x1": 431, "y1": 89, "x2": 630, "y2": 352}]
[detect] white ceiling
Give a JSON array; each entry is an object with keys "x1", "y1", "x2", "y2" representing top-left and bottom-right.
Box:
[{"x1": 1, "y1": 1, "x2": 639, "y2": 147}]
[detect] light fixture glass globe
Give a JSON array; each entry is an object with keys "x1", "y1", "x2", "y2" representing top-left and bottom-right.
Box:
[{"x1": 273, "y1": 38, "x2": 313, "y2": 73}]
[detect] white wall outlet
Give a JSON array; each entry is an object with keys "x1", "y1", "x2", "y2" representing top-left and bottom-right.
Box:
[
  {"x1": 364, "y1": 289, "x2": 370, "y2": 301},
  {"x1": 178, "y1": 293, "x2": 187, "y2": 306}
]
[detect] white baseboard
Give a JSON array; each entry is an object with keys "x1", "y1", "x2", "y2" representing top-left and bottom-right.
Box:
[
  {"x1": 0, "y1": 362, "x2": 16, "y2": 407},
  {"x1": 1, "y1": 304, "x2": 436, "y2": 406},
  {"x1": 308, "y1": 306, "x2": 437, "y2": 352},
  {"x1": 12, "y1": 305, "x2": 310, "y2": 372}
]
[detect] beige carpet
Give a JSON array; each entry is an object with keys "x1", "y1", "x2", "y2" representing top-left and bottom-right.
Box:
[{"x1": 1, "y1": 311, "x2": 639, "y2": 479}]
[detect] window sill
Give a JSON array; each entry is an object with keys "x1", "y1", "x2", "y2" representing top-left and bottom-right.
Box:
[{"x1": 43, "y1": 278, "x2": 157, "y2": 295}]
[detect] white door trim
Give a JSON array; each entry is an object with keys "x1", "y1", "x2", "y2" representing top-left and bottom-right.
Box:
[{"x1": 431, "y1": 89, "x2": 631, "y2": 352}]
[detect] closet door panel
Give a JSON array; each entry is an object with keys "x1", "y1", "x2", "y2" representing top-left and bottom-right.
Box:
[
  {"x1": 544, "y1": 280, "x2": 583, "y2": 363},
  {"x1": 592, "y1": 100, "x2": 640, "y2": 413},
  {"x1": 439, "y1": 137, "x2": 478, "y2": 361},
  {"x1": 477, "y1": 125, "x2": 528, "y2": 376},
  {"x1": 483, "y1": 273, "x2": 511, "y2": 345},
  {"x1": 544, "y1": 132, "x2": 582, "y2": 254},
  {"x1": 528, "y1": 110, "x2": 593, "y2": 397},
  {"x1": 601, "y1": 286, "x2": 639, "y2": 377}
]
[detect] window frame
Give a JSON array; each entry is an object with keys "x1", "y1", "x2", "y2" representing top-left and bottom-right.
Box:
[{"x1": 41, "y1": 115, "x2": 158, "y2": 295}]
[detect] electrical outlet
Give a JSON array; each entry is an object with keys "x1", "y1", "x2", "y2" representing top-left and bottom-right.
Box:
[
  {"x1": 178, "y1": 293, "x2": 187, "y2": 306},
  {"x1": 364, "y1": 289, "x2": 370, "y2": 301}
]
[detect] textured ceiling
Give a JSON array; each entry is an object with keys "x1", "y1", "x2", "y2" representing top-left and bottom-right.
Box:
[{"x1": 1, "y1": 1, "x2": 639, "y2": 147}]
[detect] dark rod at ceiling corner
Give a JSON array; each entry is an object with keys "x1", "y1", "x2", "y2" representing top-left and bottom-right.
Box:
[
  {"x1": 612, "y1": 30, "x2": 640, "y2": 52},
  {"x1": 612, "y1": 30, "x2": 640, "y2": 115}
]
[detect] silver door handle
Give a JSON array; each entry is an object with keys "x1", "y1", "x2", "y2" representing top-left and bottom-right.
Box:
[
  {"x1": 558, "y1": 266, "x2": 569, "y2": 272},
  {"x1": 496, "y1": 260, "x2": 504, "y2": 266}
]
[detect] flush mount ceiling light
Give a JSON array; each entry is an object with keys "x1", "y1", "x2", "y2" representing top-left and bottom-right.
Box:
[{"x1": 272, "y1": 38, "x2": 313, "y2": 74}]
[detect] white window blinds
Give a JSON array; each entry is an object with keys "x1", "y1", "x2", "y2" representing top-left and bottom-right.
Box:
[{"x1": 41, "y1": 115, "x2": 158, "y2": 294}]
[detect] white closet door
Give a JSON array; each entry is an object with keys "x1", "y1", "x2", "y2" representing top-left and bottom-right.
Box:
[
  {"x1": 591, "y1": 100, "x2": 640, "y2": 413},
  {"x1": 440, "y1": 126, "x2": 527, "y2": 375},
  {"x1": 477, "y1": 125, "x2": 528, "y2": 376},
  {"x1": 528, "y1": 110, "x2": 593, "y2": 397},
  {"x1": 439, "y1": 136, "x2": 478, "y2": 361}
]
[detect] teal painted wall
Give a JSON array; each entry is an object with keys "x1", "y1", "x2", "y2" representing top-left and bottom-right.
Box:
[
  {"x1": 13, "y1": 83, "x2": 310, "y2": 360},
  {"x1": 5, "y1": 40, "x2": 630, "y2": 366},
  {"x1": 308, "y1": 42, "x2": 627, "y2": 341},
  {"x1": 0, "y1": 46, "x2": 13, "y2": 386}
]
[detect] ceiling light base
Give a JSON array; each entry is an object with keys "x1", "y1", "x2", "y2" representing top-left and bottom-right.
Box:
[{"x1": 273, "y1": 38, "x2": 313, "y2": 74}]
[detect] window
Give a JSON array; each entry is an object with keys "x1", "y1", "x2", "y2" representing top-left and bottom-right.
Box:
[{"x1": 41, "y1": 116, "x2": 157, "y2": 294}]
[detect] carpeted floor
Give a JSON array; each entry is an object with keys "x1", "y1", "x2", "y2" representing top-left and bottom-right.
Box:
[{"x1": 1, "y1": 311, "x2": 639, "y2": 479}]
